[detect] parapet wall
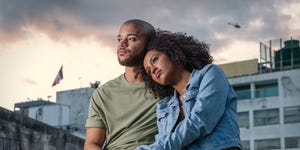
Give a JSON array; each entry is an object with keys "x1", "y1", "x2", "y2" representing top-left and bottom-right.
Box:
[{"x1": 0, "y1": 106, "x2": 84, "y2": 150}]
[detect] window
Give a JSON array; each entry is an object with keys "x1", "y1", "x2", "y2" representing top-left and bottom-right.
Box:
[
  {"x1": 233, "y1": 84, "x2": 251, "y2": 100},
  {"x1": 284, "y1": 106, "x2": 300, "y2": 123},
  {"x1": 238, "y1": 112, "x2": 249, "y2": 128},
  {"x1": 242, "y1": 140, "x2": 250, "y2": 150},
  {"x1": 233, "y1": 80, "x2": 279, "y2": 100},
  {"x1": 254, "y1": 138, "x2": 280, "y2": 150},
  {"x1": 255, "y1": 81, "x2": 278, "y2": 98},
  {"x1": 285, "y1": 136, "x2": 300, "y2": 148},
  {"x1": 254, "y1": 108, "x2": 279, "y2": 126}
]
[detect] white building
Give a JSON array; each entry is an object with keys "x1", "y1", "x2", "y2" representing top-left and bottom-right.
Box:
[
  {"x1": 14, "y1": 99, "x2": 70, "y2": 128},
  {"x1": 28, "y1": 104, "x2": 70, "y2": 127},
  {"x1": 219, "y1": 38, "x2": 300, "y2": 150},
  {"x1": 56, "y1": 87, "x2": 95, "y2": 138},
  {"x1": 229, "y1": 67, "x2": 300, "y2": 150},
  {"x1": 14, "y1": 86, "x2": 96, "y2": 139}
]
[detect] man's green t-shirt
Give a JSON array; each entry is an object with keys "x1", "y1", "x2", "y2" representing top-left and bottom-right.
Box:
[{"x1": 86, "y1": 74, "x2": 158, "y2": 150}]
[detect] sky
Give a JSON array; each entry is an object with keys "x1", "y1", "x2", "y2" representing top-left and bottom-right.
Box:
[{"x1": 0, "y1": 0, "x2": 300, "y2": 111}]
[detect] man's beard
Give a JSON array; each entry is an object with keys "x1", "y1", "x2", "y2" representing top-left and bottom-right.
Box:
[{"x1": 118, "y1": 53, "x2": 144, "y2": 67}]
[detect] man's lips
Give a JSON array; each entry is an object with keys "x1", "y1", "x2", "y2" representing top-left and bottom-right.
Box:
[{"x1": 117, "y1": 49, "x2": 127, "y2": 56}]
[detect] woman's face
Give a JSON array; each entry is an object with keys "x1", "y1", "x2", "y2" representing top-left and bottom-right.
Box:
[{"x1": 143, "y1": 49, "x2": 179, "y2": 85}]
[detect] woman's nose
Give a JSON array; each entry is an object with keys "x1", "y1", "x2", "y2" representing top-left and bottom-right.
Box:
[{"x1": 150, "y1": 66, "x2": 157, "y2": 74}]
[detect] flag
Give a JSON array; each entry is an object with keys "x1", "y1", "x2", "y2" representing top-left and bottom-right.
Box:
[{"x1": 52, "y1": 65, "x2": 63, "y2": 87}]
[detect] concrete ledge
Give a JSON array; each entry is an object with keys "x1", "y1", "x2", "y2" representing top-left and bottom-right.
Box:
[{"x1": 0, "y1": 106, "x2": 84, "y2": 150}]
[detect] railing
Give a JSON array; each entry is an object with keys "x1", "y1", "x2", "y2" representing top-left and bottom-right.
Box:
[{"x1": 259, "y1": 37, "x2": 300, "y2": 73}]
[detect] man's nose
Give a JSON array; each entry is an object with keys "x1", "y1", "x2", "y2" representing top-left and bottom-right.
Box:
[{"x1": 118, "y1": 39, "x2": 127, "y2": 47}]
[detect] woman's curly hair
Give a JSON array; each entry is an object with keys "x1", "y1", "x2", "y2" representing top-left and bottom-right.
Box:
[{"x1": 141, "y1": 29, "x2": 213, "y2": 99}]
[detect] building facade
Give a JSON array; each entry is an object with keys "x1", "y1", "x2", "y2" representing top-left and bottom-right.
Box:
[
  {"x1": 56, "y1": 87, "x2": 95, "y2": 138},
  {"x1": 229, "y1": 68, "x2": 300, "y2": 150},
  {"x1": 14, "y1": 87, "x2": 96, "y2": 139},
  {"x1": 14, "y1": 99, "x2": 70, "y2": 128},
  {"x1": 219, "y1": 38, "x2": 300, "y2": 150}
]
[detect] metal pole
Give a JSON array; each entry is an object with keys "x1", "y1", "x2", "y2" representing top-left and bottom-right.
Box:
[
  {"x1": 259, "y1": 42, "x2": 262, "y2": 74},
  {"x1": 291, "y1": 37, "x2": 294, "y2": 69},
  {"x1": 269, "y1": 40, "x2": 272, "y2": 71},
  {"x1": 280, "y1": 38, "x2": 283, "y2": 71}
]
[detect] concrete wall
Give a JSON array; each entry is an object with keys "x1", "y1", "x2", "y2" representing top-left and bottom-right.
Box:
[
  {"x1": 219, "y1": 58, "x2": 258, "y2": 77},
  {"x1": 0, "y1": 106, "x2": 84, "y2": 150},
  {"x1": 28, "y1": 104, "x2": 70, "y2": 127},
  {"x1": 56, "y1": 88, "x2": 94, "y2": 131}
]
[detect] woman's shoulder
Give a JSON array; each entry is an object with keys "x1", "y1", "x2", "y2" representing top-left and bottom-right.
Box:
[
  {"x1": 156, "y1": 96, "x2": 175, "y2": 110},
  {"x1": 200, "y1": 64, "x2": 220, "y2": 71},
  {"x1": 157, "y1": 96, "x2": 172, "y2": 104},
  {"x1": 193, "y1": 64, "x2": 223, "y2": 75}
]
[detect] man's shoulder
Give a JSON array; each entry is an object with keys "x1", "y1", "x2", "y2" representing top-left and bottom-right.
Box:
[
  {"x1": 92, "y1": 74, "x2": 124, "y2": 94},
  {"x1": 101, "y1": 74, "x2": 124, "y2": 88}
]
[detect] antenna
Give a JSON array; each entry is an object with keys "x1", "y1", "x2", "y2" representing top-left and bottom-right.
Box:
[
  {"x1": 78, "y1": 76, "x2": 82, "y2": 88},
  {"x1": 47, "y1": 95, "x2": 52, "y2": 100}
]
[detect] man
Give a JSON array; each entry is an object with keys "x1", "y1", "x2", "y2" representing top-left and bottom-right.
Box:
[{"x1": 84, "y1": 19, "x2": 158, "y2": 150}]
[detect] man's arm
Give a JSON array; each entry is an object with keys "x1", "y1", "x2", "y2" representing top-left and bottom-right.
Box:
[{"x1": 84, "y1": 128, "x2": 106, "y2": 150}]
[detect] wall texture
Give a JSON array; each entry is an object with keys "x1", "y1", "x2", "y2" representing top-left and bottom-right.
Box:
[
  {"x1": 56, "y1": 87, "x2": 94, "y2": 136},
  {"x1": 0, "y1": 106, "x2": 84, "y2": 150}
]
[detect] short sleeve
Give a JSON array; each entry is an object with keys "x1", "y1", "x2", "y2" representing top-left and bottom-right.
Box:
[{"x1": 85, "y1": 89, "x2": 106, "y2": 128}]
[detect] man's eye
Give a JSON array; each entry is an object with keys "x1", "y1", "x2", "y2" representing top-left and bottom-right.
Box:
[{"x1": 128, "y1": 37, "x2": 137, "y2": 41}]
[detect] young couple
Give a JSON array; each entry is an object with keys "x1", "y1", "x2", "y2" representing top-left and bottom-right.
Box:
[{"x1": 84, "y1": 19, "x2": 242, "y2": 150}]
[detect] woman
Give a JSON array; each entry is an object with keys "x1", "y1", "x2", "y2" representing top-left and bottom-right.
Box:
[{"x1": 136, "y1": 30, "x2": 242, "y2": 150}]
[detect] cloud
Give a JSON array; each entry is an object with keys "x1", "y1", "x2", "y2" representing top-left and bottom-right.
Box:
[
  {"x1": 0, "y1": 0, "x2": 117, "y2": 47},
  {"x1": 0, "y1": 0, "x2": 299, "y2": 53},
  {"x1": 1, "y1": 0, "x2": 300, "y2": 111},
  {"x1": 21, "y1": 77, "x2": 38, "y2": 85}
]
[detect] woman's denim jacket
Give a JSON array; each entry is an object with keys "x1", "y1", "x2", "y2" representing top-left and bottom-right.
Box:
[{"x1": 137, "y1": 64, "x2": 242, "y2": 150}]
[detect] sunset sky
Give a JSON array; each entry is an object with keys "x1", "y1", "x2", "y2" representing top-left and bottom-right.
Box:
[{"x1": 1, "y1": 0, "x2": 300, "y2": 110}]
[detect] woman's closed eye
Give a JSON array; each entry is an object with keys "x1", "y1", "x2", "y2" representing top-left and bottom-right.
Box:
[{"x1": 150, "y1": 55, "x2": 158, "y2": 65}]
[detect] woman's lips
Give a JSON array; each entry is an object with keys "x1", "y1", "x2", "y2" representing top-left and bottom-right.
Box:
[{"x1": 155, "y1": 70, "x2": 161, "y2": 79}]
